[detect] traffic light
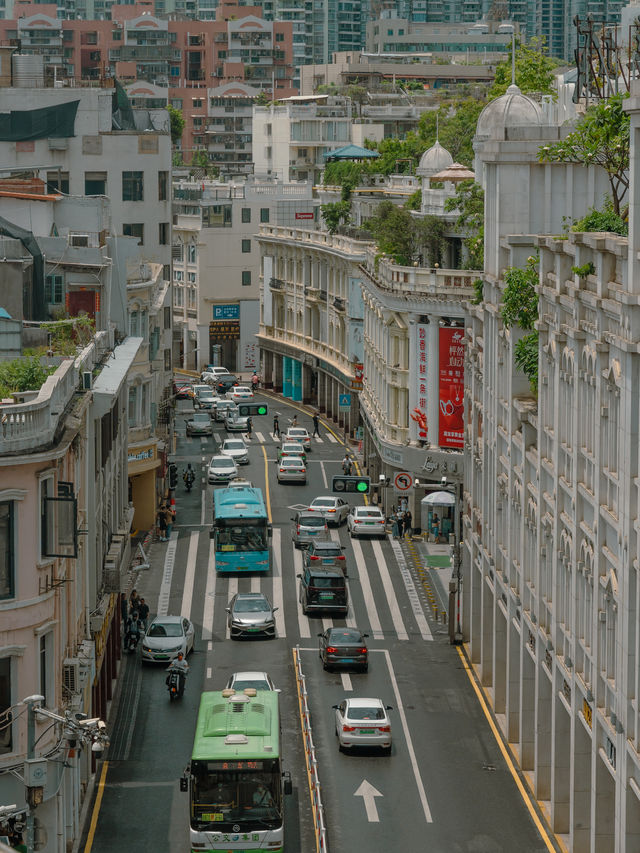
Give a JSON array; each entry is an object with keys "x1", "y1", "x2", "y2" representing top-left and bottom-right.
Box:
[
  {"x1": 238, "y1": 403, "x2": 268, "y2": 417},
  {"x1": 169, "y1": 463, "x2": 178, "y2": 489},
  {"x1": 332, "y1": 475, "x2": 370, "y2": 494}
]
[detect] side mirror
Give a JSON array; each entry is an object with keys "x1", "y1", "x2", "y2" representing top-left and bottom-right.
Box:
[
  {"x1": 272, "y1": 607, "x2": 279, "y2": 613},
  {"x1": 225, "y1": 607, "x2": 230, "y2": 613},
  {"x1": 179, "y1": 777, "x2": 188, "y2": 792},
  {"x1": 363, "y1": 633, "x2": 369, "y2": 638},
  {"x1": 331, "y1": 704, "x2": 338, "y2": 710},
  {"x1": 282, "y1": 771, "x2": 292, "y2": 796},
  {"x1": 209, "y1": 529, "x2": 215, "y2": 540},
  {"x1": 267, "y1": 525, "x2": 273, "y2": 538},
  {"x1": 317, "y1": 633, "x2": 323, "y2": 637},
  {"x1": 385, "y1": 705, "x2": 393, "y2": 711},
  {"x1": 296, "y1": 573, "x2": 302, "y2": 579}
]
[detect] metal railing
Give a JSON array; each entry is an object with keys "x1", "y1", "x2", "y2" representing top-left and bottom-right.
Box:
[{"x1": 293, "y1": 646, "x2": 328, "y2": 853}]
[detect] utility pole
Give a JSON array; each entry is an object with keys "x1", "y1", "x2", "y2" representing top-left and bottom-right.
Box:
[{"x1": 25, "y1": 697, "x2": 38, "y2": 853}]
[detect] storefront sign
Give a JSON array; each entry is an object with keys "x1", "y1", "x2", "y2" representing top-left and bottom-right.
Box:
[
  {"x1": 295, "y1": 212, "x2": 314, "y2": 220},
  {"x1": 128, "y1": 446, "x2": 155, "y2": 464},
  {"x1": 422, "y1": 453, "x2": 460, "y2": 475},
  {"x1": 438, "y1": 327, "x2": 465, "y2": 449},
  {"x1": 213, "y1": 304, "x2": 240, "y2": 320},
  {"x1": 209, "y1": 320, "x2": 240, "y2": 341},
  {"x1": 414, "y1": 324, "x2": 428, "y2": 439}
]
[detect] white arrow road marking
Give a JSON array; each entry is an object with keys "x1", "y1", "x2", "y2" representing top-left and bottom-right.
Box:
[
  {"x1": 201, "y1": 539, "x2": 216, "y2": 641},
  {"x1": 354, "y1": 780, "x2": 383, "y2": 823}
]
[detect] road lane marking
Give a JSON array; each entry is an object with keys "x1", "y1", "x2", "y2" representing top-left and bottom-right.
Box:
[
  {"x1": 200, "y1": 480, "x2": 206, "y2": 526},
  {"x1": 271, "y1": 528, "x2": 286, "y2": 638},
  {"x1": 372, "y1": 540, "x2": 408, "y2": 640},
  {"x1": 389, "y1": 539, "x2": 433, "y2": 641},
  {"x1": 181, "y1": 530, "x2": 199, "y2": 619},
  {"x1": 325, "y1": 432, "x2": 337, "y2": 443},
  {"x1": 225, "y1": 577, "x2": 238, "y2": 640},
  {"x1": 320, "y1": 461, "x2": 328, "y2": 489},
  {"x1": 351, "y1": 537, "x2": 383, "y2": 639},
  {"x1": 382, "y1": 648, "x2": 432, "y2": 822},
  {"x1": 322, "y1": 616, "x2": 333, "y2": 630},
  {"x1": 293, "y1": 546, "x2": 311, "y2": 638},
  {"x1": 330, "y1": 529, "x2": 356, "y2": 627},
  {"x1": 82, "y1": 760, "x2": 109, "y2": 853},
  {"x1": 207, "y1": 641, "x2": 212, "y2": 651},
  {"x1": 261, "y1": 444, "x2": 273, "y2": 523},
  {"x1": 456, "y1": 647, "x2": 558, "y2": 853},
  {"x1": 341, "y1": 673, "x2": 353, "y2": 691},
  {"x1": 314, "y1": 436, "x2": 323, "y2": 443},
  {"x1": 206, "y1": 667, "x2": 212, "y2": 680},
  {"x1": 354, "y1": 780, "x2": 382, "y2": 823},
  {"x1": 156, "y1": 533, "x2": 178, "y2": 617},
  {"x1": 255, "y1": 431, "x2": 266, "y2": 443},
  {"x1": 201, "y1": 539, "x2": 216, "y2": 641}
]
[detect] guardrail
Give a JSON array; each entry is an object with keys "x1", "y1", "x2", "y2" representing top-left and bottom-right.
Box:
[{"x1": 293, "y1": 645, "x2": 328, "y2": 853}]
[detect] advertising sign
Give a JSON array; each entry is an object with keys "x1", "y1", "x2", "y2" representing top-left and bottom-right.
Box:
[
  {"x1": 209, "y1": 320, "x2": 240, "y2": 341},
  {"x1": 438, "y1": 327, "x2": 465, "y2": 448},
  {"x1": 412, "y1": 324, "x2": 428, "y2": 440},
  {"x1": 295, "y1": 212, "x2": 314, "y2": 220}
]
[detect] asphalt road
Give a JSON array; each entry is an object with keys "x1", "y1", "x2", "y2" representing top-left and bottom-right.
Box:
[{"x1": 81, "y1": 391, "x2": 551, "y2": 853}]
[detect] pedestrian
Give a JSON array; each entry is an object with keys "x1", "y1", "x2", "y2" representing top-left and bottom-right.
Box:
[
  {"x1": 342, "y1": 453, "x2": 352, "y2": 475},
  {"x1": 392, "y1": 514, "x2": 401, "y2": 539},
  {"x1": 138, "y1": 597, "x2": 150, "y2": 630},
  {"x1": 129, "y1": 588, "x2": 140, "y2": 614},
  {"x1": 157, "y1": 505, "x2": 167, "y2": 541},
  {"x1": 246, "y1": 416, "x2": 253, "y2": 438},
  {"x1": 166, "y1": 505, "x2": 175, "y2": 539},
  {"x1": 312, "y1": 412, "x2": 320, "y2": 437},
  {"x1": 291, "y1": 415, "x2": 298, "y2": 427},
  {"x1": 273, "y1": 414, "x2": 280, "y2": 437},
  {"x1": 403, "y1": 509, "x2": 412, "y2": 538}
]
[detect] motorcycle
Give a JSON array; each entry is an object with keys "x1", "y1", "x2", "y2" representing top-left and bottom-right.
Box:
[
  {"x1": 184, "y1": 471, "x2": 195, "y2": 493},
  {"x1": 124, "y1": 617, "x2": 142, "y2": 653},
  {"x1": 166, "y1": 664, "x2": 187, "y2": 700}
]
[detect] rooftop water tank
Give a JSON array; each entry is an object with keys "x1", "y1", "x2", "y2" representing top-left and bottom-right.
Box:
[{"x1": 12, "y1": 53, "x2": 44, "y2": 88}]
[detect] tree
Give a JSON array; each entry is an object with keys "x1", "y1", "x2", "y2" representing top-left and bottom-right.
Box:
[
  {"x1": 167, "y1": 104, "x2": 185, "y2": 146},
  {"x1": 254, "y1": 91, "x2": 270, "y2": 106},
  {"x1": 417, "y1": 98, "x2": 486, "y2": 167},
  {"x1": 444, "y1": 179, "x2": 484, "y2": 269},
  {"x1": 414, "y1": 216, "x2": 448, "y2": 266},
  {"x1": 500, "y1": 255, "x2": 539, "y2": 331},
  {"x1": 0, "y1": 356, "x2": 56, "y2": 399},
  {"x1": 538, "y1": 93, "x2": 630, "y2": 216},
  {"x1": 487, "y1": 38, "x2": 561, "y2": 100},
  {"x1": 365, "y1": 201, "x2": 420, "y2": 265},
  {"x1": 321, "y1": 201, "x2": 351, "y2": 234}
]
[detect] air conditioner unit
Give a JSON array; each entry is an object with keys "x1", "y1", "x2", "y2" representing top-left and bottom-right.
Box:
[
  {"x1": 63, "y1": 658, "x2": 80, "y2": 693},
  {"x1": 69, "y1": 234, "x2": 89, "y2": 247},
  {"x1": 82, "y1": 371, "x2": 92, "y2": 390}
]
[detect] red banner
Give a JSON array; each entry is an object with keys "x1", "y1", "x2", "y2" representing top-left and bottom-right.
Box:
[{"x1": 438, "y1": 327, "x2": 465, "y2": 448}]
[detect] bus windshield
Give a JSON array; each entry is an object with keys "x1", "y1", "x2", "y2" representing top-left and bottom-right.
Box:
[
  {"x1": 214, "y1": 521, "x2": 267, "y2": 552},
  {"x1": 190, "y1": 764, "x2": 282, "y2": 828}
]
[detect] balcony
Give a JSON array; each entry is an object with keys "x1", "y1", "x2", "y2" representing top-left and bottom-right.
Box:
[
  {"x1": 269, "y1": 277, "x2": 285, "y2": 290},
  {"x1": 332, "y1": 297, "x2": 345, "y2": 312},
  {"x1": 361, "y1": 246, "x2": 476, "y2": 300}
]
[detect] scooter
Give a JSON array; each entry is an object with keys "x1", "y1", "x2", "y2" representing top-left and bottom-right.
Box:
[
  {"x1": 167, "y1": 666, "x2": 186, "y2": 700},
  {"x1": 125, "y1": 618, "x2": 142, "y2": 653},
  {"x1": 184, "y1": 472, "x2": 195, "y2": 493}
]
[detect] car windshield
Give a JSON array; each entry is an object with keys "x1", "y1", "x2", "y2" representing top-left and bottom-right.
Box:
[
  {"x1": 283, "y1": 443, "x2": 303, "y2": 451},
  {"x1": 148, "y1": 622, "x2": 182, "y2": 638},
  {"x1": 282, "y1": 459, "x2": 303, "y2": 467},
  {"x1": 231, "y1": 678, "x2": 271, "y2": 691},
  {"x1": 193, "y1": 413, "x2": 210, "y2": 423},
  {"x1": 329, "y1": 629, "x2": 363, "y2": 642},
  {"x1": 357, "y1": 509, "x2": 383, "y2": 518},
  {"x1": 312, "y1": 545, "x2": 341, "y2": 556},
  {"x1": 289, "y1": 429, "x2": 307, "y2": 436},
  {"x1": 234, "y1": 597, "x2": 269, "y2": 613},
  {"x1": 299, "y1": 516, "x2": 325, "y2": 527},
  {"x1": 312, "y1": 499, "x2": 334, "y2": 507},
  {"x1": 215, "y1": 524, "x2": 267, "y2": 551},
  {"x1": 190, "y1": 764, "x2": 281, "y2": 825},
  {"x1": 224, "y1": 441, "x2": 245, "y2": 450},
  {"x1": 347, "y1": 706, "x2": 386, "y2": 721},
  {"x1": 212, "y1": 458, "x2": 235, "y2": 468}
]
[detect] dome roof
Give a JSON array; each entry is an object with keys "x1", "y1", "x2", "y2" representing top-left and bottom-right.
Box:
[
  {"x1": 475, "y1": 84, "x2": 543, "y2": 139},
  {"x1": 416, "y1": 139, "x2": 454, "y2": 177}
]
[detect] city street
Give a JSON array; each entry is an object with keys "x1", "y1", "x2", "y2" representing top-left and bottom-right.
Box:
[{"x1": 81, "y1": 392, "x2": 552, "y2": 853}]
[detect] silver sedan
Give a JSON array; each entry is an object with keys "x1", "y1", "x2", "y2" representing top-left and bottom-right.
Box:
[{"x1": 277, "y1": 456, "x2": 307, "y2": 484}]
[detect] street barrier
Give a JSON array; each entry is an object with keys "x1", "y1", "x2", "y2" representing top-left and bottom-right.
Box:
[{"x1": 293, "y1": 646, "x2": 329, "y2": 853}]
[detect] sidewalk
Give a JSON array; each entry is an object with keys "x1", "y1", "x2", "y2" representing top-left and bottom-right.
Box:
[{"x1": 403, "y1": 535, "x2": 453, "y2": 619}]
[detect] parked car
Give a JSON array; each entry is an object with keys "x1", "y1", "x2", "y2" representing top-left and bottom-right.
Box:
[
  {"x1": 277, "y1": 441, "x2": 306, "y2": 463},
  {"x1": 216, "y1": 374, "x2": 240, "y2": 395},
  {"x1": 194, "y1": 388, "x2": 216, "y2": 410},
  {"x1": 225, "y1": 671, "x2": 279, "y2": 692},
  {"x1": 303, "y1": 540, "x2": 346, "y2": 573},
  {"x1": 173, "y1": 379, "x2": 193, "y2": 399},
  {"x1": 141, "y1": 615, "x2": 195, "y2": 663},
  {"x1": 291, "y1": 511, "x2": 330, "y2": 548},
  {"x1": 207, "y1": 454, "x2": 238, "y2": 484},
  {"x1": 319, "y1": 627, "x2": 369, "y2": 672},
  {"x1": 191, "y1": 383, "x2": 211, "y2": 400},
  {"x1": 185, "y1": 412, "x2": 213, "y2": 437},
  {"x1": 298, "y1": 566, "x2": 348, "y2": 615},
  {"x1": 228, "y1": 385, "x2": 254, "y2": 402},
  {"x1": 226, "y1": 593, "x2": 277, "y2": 639},
  {"x1": 277, "y1": 456, "x2": 307, "y2": 484},
  {"x1": 283, "y1": 426, "x2": 311, "y2": 450},
  {"x1": 213, "y1": 400, "x2": 238, "y2": 422},
  {"x1": 201, "y1": 366, "x2": 230, "y2": 384},
  {"x1": 347, "y1": 506, "x2": 386, "y2": 539},
  {"x1": 306, "y1": 495, "x2": 350, "y2": 526},
  {"x1": 224, "y1": 412, "x2": 250, "y2": 433},
  {"x1": 220, "y1": 437, "x2": 249, "y2": 465},
  {"x1": 333, "y1": 698, "x2": 392, "y2": 754}
]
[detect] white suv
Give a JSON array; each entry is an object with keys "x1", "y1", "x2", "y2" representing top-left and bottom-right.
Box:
[{"x1": 347, "y1": 506, "x2": 386, "y2": 539}]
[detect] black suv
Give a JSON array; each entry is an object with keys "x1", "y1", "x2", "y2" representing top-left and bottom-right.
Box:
[
  {"x1": 216, "y1": 374, "x2": 240, "y2": 394},
  {"x1": 297, "y1": 566, "x2": 348, "y2": 616}
]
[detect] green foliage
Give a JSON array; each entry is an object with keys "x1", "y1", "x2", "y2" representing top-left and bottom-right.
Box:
[
  {"x1": 571, "y1": 262, "x2": 595, "y2": 278},
  {"x1": 323, "y1": 161, "x2": 365, "y2": 188},
  {"x1": 538, "y1": 92, "x2": 630, "y2": 215},
  {"x1": 189, "y1": 150, "x2": 219, "y2": 179},
  {"x1": 365, "y1": 201, "x2": 419, "y2": 265},
  {"x1": 501, "y1": 256, "x2": 539, "y2": 330},
  {"x1": 444, "y1": 179, "x2": 485, "y2": 269},
  {"x1": 488, "y1": 38, "x2": 561, "y2": 100},
  {"x1": 414, "y1": 215, "x2": 448, "y2": 266},
  {"x1": 254, "y1": 91, "x2": 270, "y2": 106},
  {"x1": 570, "y1": 199, "x2": 628, "y2": 236},
  {"x1": 0, "y1": 356, "x2": 57, "y2": 399},
  {"x1": 167, "y1": 104, "x2": 185, "y2": 145},
  {"x1": 42, "y1": 316, "x2": 95, "y2": 355},
  {"x1": 471, "y1": 278, "x2": 484, "y2": 304},
  {"x1": 321, "y1": 201, "x2": 351, "y2": 234},
  {"x1": 405, "y1": 189, "x2": 422, "y2": 210},
  {"x1": 514, "y1": 331, "x2": 539, "y2": 394},
  {"x1": 172, "y1": 150, "x2": 184, "y2": 167},
  {"x1": 416, "y1": 98, "x2": 486, "y2": 167}
]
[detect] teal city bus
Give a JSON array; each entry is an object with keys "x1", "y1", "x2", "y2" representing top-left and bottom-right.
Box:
[
  {"x1": 211, "y1": 484, "x2": 271, "y2": 572},
  {"x1": 182, "y1": 689, "x2": 291, "y2": 852}
]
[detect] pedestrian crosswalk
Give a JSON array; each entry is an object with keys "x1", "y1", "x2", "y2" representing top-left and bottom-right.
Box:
[
  {"x1": 155, "y1": 526, "x2": 434, "y2": 643},
  {"x1": 220, "y1": 431, "x2": 337, "y2": 445}
]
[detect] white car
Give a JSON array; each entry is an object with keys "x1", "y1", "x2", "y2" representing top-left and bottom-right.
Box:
[
  {"x1": 277, "y1": 456, "x2": 307, "y2": 484},
  {"x1": 347, "y1": 506, "x2": 386, "y2": 539},
  {"x1": 201, "y1": 366, "x2": 231, "y2": 383},
  {"x1": 283, "y1": 427, "x2": 311, "y2": 450},
  {"x1": 207, "y1": 454, "x2": 238, "y2": 484},
  {"x1": 220, "y1": 437, "x2": 249, "y2": 465},
  {"x1": 228, "y1": 385, "x2": 254, "y2": 401},
  {"x1": 333, "y1": 697, "x2": 393, "y2": 754},
  {"x1": 141, "y1": 615, "x2": 195, "y2": 663},
  {"x1": 225, "y1": 671, "x2": 279, "y2": 692},
  {"x1": 307, "y1": 495, "x2": 350, "y2": 526}
]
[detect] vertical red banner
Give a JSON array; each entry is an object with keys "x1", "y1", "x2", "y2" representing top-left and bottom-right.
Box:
[{"x1": 438, "y1": 327, "x2": 465, "y2": 448}]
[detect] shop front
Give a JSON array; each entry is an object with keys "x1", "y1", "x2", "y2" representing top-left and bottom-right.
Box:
[{"x1": 127, "y1": 440, "x2": 162, "y2": 532}]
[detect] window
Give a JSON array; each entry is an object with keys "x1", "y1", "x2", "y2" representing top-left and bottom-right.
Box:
[
  {"x1": 158, "y1": 170, "x2": 168, "y2": 201},
  {"x1": 129, "y1": 310, "x2": 139, "y2": 336},
  {"x1": 241, "y1": 208, "x2": 251, "y2": 223},
  {"x1": 40, "y1": 476, "x2": 55, "y2": 561},
  {"x1": 85, "y1": 171, "x2": 106, "y2": 195},
  {"x1": 242, "y1": 271, "x2": 251, "y2": 287},
  {"x1": 188, "y1": 287, "x2": 197, "y2": 308},
  {"x1": 174, "y1": 270, "x2": 184, "y2": 282},
  {"x1": 39, "y1": 633, "x2": 53, "y2": 709},
  {"x1": 192, "y1": 97, "x2": 203, "y2": 107},
  {"x1": 187, "y1": 272, "x2": 196, "y2": 283},
  {"x1": 46, "y1": 172, "x2": 69, "y2": 194},
  {"x1": 188, "y1": 243, "x2": 197, "y2": 263},
  {"x1": 171, "y1": 98, "x2": 183, "y2": 109},
  {"x1": 260, "y1": 208, "x2": 270, "y2": 223},
  {"x1": 123, "y1": 223, "x2": 144, "y2": 244},
  {"x1": 164, "y1": 348, "x2": 171, "y2": 371},
  {"x1": 0, "y1": 657, "x2": 12, "y2": 753},
  {"x1": 128, "y1": 386, "x2": 138, "y2": 427},
  {"x1": 192, "y1": 117, "x2": 203, "y2": 127},
  {"x1": 159, "y1": 222, "x2": 170, "y2": 245},
  {"x1": 122, "y1": 170, "x2": 144, "y2": 201},
  {"x1": 141, "y1": 382, "x2": 149, "y2": 424},
  {"x1": 45, "y1": 274, "x2": 63, "y2": 304},
  {"x1": 242, "y1": 239, "x2": 251, "y2": 253},
  {"x1": 202, "y1": 205, "x2": 232, "y2": 227},
  {"x1": 0, "y1": 501, "x2": 14, "y2": 600},
  {"x1": 174, "y1": 287, "x2": 184, "y2": 307},
  {"x1": 164, "y1": 306, "x2": 171, "y2": 330},
  {"x1": 275, "y1": 32, "x2": 284, "y2": 41}
]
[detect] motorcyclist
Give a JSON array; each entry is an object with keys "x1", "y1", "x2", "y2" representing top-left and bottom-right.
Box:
[
  {"x1": 166, "y1": 652, "x2": 189, "y2": 697},
  {"x1": 183, "y1": 464, "x2": 195, "y2": 491},
  {"x1": 251, "y1": 371, "x2": 259, "y2": 390},
  {"x1": 342, "y1": 454, "x2": 352, "y2": 475},
  {"x1": 125, "y1": 610, "x2": 143, "y2": 651}
]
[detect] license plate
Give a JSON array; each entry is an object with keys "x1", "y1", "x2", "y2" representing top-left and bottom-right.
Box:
[
  {"x1": 341, "y1": 658, "x2": 355, "y2": 663},
  {"x1": 246, "y1": 627, "x2": 260, "y2": 632},
  {"x1": 359, "y1": 728, "x2": 375, "y2": 734},
  {"x1": 319, "y1": 593, "x2": 334, "y2": 600},
  {"x1": 155, "y1": 654, "x2": 169, "y2": 660},
  {"x1": 366, "y1": 522, "x2": 376, "y2": 525},
  {"x1": 321, "y1": 558, "x2": 333, "y2": 564},
  {"x1": 307, "y1": 531, "x2": 317, "y2": 536}
]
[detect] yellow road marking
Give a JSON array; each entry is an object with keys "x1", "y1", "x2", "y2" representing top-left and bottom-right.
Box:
[
  {"x1": 83, "y1": 760, "x2": 109, "y2": 853},
  {"x1": 456, "y1": 647, "x2": 559, "y2": 852},
  {"x1": 261, "y1": 444, "x2": 272, "y2": 523}
]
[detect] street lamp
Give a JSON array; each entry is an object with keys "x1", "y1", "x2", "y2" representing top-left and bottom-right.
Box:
[{"x1": 422, "y1": 481, "x2": 462, "y2": 643}]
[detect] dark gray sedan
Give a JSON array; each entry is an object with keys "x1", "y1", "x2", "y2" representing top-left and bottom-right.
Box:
[
  {"x1": 226, "y1": 592, "x2": 277, "y2": 639},
  {"x1": 319, "y1": 627, "x2": 369, "y2": 672},
  {"x1": 185, "y1": 412, "x2": 213, "y2": 437}
]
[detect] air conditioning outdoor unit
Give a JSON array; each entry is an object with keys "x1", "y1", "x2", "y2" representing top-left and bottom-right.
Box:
[
  {"x1": 63, "y1": 658, "x2": 80, "y2": 693},
  {"x1": 69, "y1": 234, "x2": 89, "y2": 247}
]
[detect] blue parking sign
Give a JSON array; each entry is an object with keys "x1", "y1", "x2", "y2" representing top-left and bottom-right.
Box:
[{"x1": 339, "y1": 393, "x2": 351, "y2": 411}]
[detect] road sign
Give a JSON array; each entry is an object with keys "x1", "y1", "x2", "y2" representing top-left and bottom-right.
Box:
[
  {"x1": 332, "y1": 475, "x2": 370, "y2": 494},
  {"x1": 394, "y1": 472, "x2": 413, "y2": 492},
  {"x1": 238, "y1": 403, "x2": 268, "y2": 416},
  {"x1": 338, "y1": 393, "x2": 351, "y2": 411}
]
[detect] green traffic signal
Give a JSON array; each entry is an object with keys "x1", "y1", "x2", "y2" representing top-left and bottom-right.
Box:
[
  {"x1": 356, "y1": 480, "x2": 368, "y2": 492},
  {"x1": 257, "y1": 405, "x2": 267, "y2": 415},
  {"x1": 332, "y1": 475, "x2": 370, "y2": 494},
  {"x1": 238, "y1": 403, "x2": 268, "y2": 416}
]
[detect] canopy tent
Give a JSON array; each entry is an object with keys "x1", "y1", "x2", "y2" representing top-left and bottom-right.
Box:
[{"x1": 323, "y1": 144, "x2": 380, "y2": 162}]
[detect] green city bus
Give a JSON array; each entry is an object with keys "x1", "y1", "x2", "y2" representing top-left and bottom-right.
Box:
[{"x1": 182, "y1": 689, "x2": 292, "y2": 852}]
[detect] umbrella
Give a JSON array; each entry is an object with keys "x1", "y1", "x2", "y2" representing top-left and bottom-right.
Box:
[{"x1": 421, "y1": 490, "x2": 456, "y2": 505}]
